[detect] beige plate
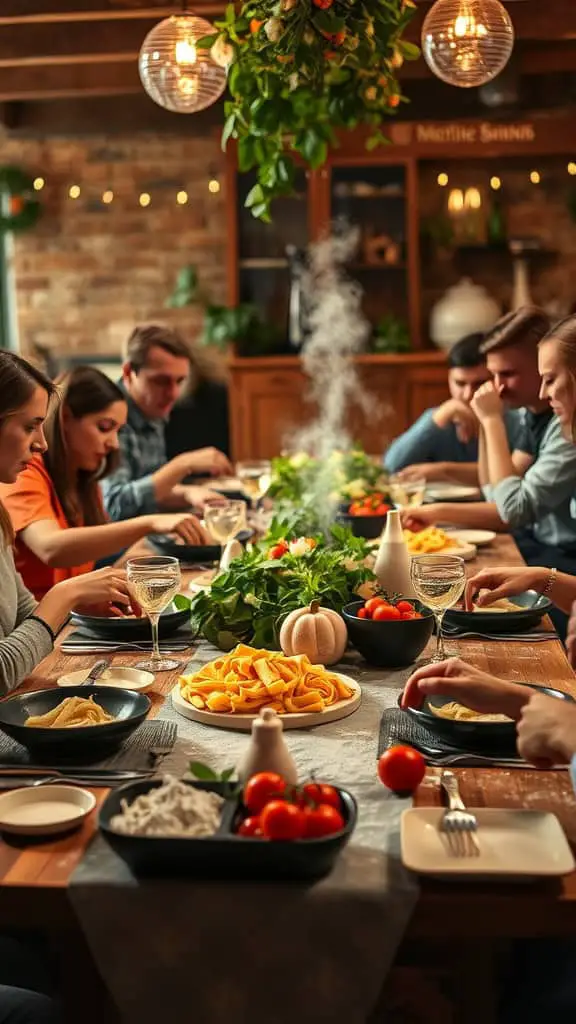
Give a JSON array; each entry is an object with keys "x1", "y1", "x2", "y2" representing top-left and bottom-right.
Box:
[
  {"x1": 426, "y1": 484, "x2": 480, "y2": 501},
  {"x1": 0, "y1": 784, "x2": 96, "y2": 836},
  {"x1": 368, "y1": 539, "x2": 477, "y2": 562},
  {"x1": 445, "y1": 529, "x2": 496, "y2": 548},
  {"x1": 57, "y1": 667, "x2": 155, "y2": 692},
  {"x1": 172, "y1": 673, "x2": 361, "y2": 732},
  {"x1": 401, "y1": 808, "x2": 575, "y2": 879}
]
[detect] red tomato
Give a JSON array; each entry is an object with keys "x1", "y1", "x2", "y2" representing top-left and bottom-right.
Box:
[
  {"x1": 364, "y1": 597, "x2": 387, "y2": 617},
  {"x1": 413, "y1": 612, "x2": 423, "y2": 619},
  {"x1": 357, "y1": 607, "x2": 368, "y2": 619},
  {"x1": 313, "y1": 0, "x2": 333, "y2": 7},
  {"x1": 244, "y1": 772, "x2": 286, "y2": 814},
  {"x1": 375, "y1": 503, "x2": 390, "y2": 515},
  {"x1": 372, "y1": 604, "x2": 401, "y2": 621},
  {"x1": 302, "y1": 804, "x2": 345, "y2": 838},
  {"x1": 237, "y1": 816, "x2": 262, "y2": 837},
  {"x1": 400, "y1": 612, "x2": 415, "y2": 620},
  {"x1": 299, "y1": 782, "x2": 341, "y2": 810},
  {"x1": 268, "y1": 540, "x2": 288, "y2": 560},
  {"x1": 260, "y1": 800, "x2": 304, "y2": 840},
  {"x1": 349, "y1": 502, "x2": 363, "y2": 516},
  {"x1": 377, "y1": 746, "x2": 426, "y2": 793},
  {"x1": 396, "y1": 600, "x2": 414, "y2": 614}
]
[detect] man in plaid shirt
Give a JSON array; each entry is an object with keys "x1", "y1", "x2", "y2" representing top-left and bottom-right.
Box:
[{"x1": 102, "y1": 324, "x2": 231, "y2": 521}]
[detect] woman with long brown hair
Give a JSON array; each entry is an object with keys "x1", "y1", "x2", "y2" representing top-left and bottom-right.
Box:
[{"x1": 0, "y1": 364, "x2": 209, "y2": 600}]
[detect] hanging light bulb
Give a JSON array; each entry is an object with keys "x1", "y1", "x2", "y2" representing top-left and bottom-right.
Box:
[
  {"x1": 422, "y1": 0, "x2": 514, "y2": 89},
  {"x1": 139, "y1": 13, "x2": 226, "y2": 114}
]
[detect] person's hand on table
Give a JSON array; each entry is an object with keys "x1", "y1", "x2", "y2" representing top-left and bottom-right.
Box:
[
  {"x1": 464, "y1": 566, "x2": 548, "y2": 610},
  {"x1": 470, "y1": 381, "x2": 504, "y2": 425},
  {"x1": 396, "y1": 463, "x2": 443, "y2": 483},
  {"x1": 147, "y1": 512, "x2": 211, "y2": 545},
  {"x1": 517, "y1": 693, "x2": 576, "y2": 766},
  {"x1": 401, "y1": 657, "x2": 530, "y2": 720},
  {"x1": 400, "y1": 505, "x2": 438, "y2": 531},
  {"x1": 433, "y1": 400, "x2": 478, "y2": 443},
  {"x1": 58, "y1": 567, "x2": 134, "y2": 616},
  {"x1": 181, "y1": 484, "x2": 227, "y2": 512},
  {"x1": 182, "y1": 447, "x2": 232, "y2": 477}
]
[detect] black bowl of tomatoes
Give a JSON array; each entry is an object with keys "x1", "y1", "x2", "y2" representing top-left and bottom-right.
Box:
[
  {"x1": 342, "y1": 596, "x2": 434, "y2": 668},
  {"x1": 337, "y1": 493, "x2": 391, "y2": 540}
]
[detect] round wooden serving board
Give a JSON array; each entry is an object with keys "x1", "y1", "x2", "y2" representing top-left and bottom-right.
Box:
[{"x1": 171, "y1": 673, "x2": 361, "y2": 732}]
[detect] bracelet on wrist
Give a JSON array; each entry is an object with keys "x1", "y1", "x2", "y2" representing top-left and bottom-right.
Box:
[{"x1": 540, "y1": 568, "x2": 558, "y2": 597}]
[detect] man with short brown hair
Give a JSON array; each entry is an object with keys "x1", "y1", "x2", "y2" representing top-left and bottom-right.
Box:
[{"x1": 102, "y1": 323, "x2": 231, "y2": 521}]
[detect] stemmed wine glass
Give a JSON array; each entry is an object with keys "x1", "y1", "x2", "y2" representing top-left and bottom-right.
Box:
[
  {"x1": 389, "y1": 474, "x2": 426, "y2": 511},
  {"x1": 204, "y1": 499, "x2": 247, "y2": 571},
  {"x1": 126, "y1": 555, "x2": 182, "y2": 672},
  {"x1": 236, "y1": 460, "x2": 272, "y2": 511},
  {"x1": 410, "y1": 554, "x2": 466, "y2": 663}
]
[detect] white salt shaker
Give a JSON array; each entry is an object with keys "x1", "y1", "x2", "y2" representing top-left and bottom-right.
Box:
[{"x1": 238, "y1": 708, "x2": 298, "y2": 784}]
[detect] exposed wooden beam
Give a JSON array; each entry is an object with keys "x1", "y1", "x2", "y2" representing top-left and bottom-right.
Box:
[
  {"x1": 408, "y1": 0, "x2": 576, "y2": 43},
  {"x1": 0, "y1": 6, "x2": 221, "y2": 26},
  {"x1": 0, "y1": 62, "x2": 142, "y2": 101},
  {"x1": 400, "y1": 41, "x2": 576, "y2": 79}
]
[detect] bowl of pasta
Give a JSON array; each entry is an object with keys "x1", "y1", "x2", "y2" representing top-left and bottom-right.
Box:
[
  {"x1": 443, "y1": 590, "x2": 553, "y2": 635},
  {"x1": 0, "y1": 686, "x2": 151, "y2": 757}
]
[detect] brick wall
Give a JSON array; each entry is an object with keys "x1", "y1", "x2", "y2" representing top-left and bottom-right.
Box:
[{"x1": 3, "y1": 131, "x2": 227, "y2": 359}]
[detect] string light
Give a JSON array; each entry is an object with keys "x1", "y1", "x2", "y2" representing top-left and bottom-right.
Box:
[
  {"x1": 447, "y1": 188, "x2": 465, "y2": 214},
  {"x1": 490, "y1": 176, "x2": 502, "y2": 190},
  {"x1": 464, "y1": 187, "x2": 482, "y2": 210},
  {"x1": 176, "y1": 190, "x2": 188, "y2": 205},
  {"x1": 68, "y1": 185, "x2": 81, "y2": 199},
  {"x1": 437, "y1": 172, "x2": 449, "y2": 187},
  {"x1": 568, "y1": 162, "x2": 576, "y2": 177},
  {"x1": 208, "y1": 179, "x2": 220, "y2": 194},
  {"x1": 102, "y1": 190, "x2": 114, "y2": 204},
  {"x1": 33, "y1": 177, "x2": 45, "y2": 191},
  {"x1": 139, "y1": 192, "x2": 151, "y2": 207},
  {"x1": 530, "y1": 170, "x2": 541, "y2": 185}
]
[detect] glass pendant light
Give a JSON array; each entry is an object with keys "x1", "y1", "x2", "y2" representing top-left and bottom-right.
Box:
[
  {"x1": 139, "y1": 11, "x2": 226, "y2": 113},
  {"x1": 422, "y1": 0, "x2": 515, "y2": 89}
]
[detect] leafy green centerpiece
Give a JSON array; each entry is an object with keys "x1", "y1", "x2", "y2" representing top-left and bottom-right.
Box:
[{"x1": 269, "y1": 449, "x2": 388, "y2": 504}]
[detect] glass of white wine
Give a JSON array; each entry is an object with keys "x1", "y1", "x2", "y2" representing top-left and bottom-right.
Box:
[
  {"x1": 389, "y1": 474, "x2": 426, "y2": 511},
  {"x1": 204, "y1": 499, "x2": 247, "y2": 571},
  {"x1": 236, "y1": 460, "x2": 272, "y2": 511},
  {"x1": 126, "y1": 555, "x2": 182, "y2": 672},
  {"x1": 410, "y1": 554, "x2": 466, "y2": 663}
]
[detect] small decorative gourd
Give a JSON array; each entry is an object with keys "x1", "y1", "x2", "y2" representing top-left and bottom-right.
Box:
[
  {"x1": 279, "y1": 601, "x2": 347, "y2": 665},
  {"x1": 238, "y1": 708, "x2": 298, "y2": 784}
]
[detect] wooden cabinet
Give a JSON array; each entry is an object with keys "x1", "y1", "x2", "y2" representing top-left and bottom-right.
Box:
[{"x1": 229, "y1": 353, "x2": 448, "y2": 460}]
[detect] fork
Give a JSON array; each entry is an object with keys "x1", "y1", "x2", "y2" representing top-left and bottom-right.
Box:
[
  {"x1": 441, "y1": 628, "x2": 555, "y2": 643},
  {"x1": 440, "y1": 770, "x2": 480, "y2": 857}
]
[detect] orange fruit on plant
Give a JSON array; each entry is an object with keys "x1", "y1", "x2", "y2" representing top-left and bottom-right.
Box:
[
  {"x1": 389, "y1": 94, "x2": 401, "y2": 108},
  {"x1": 313, "y1": 0, "x2": 333, "y2": 7},
  {"x1": 8, "y1": 196, "x2": 24, "y2": 216},
  {"x1": 250, "y1": 18, "x2": 263, "y2": 32}
]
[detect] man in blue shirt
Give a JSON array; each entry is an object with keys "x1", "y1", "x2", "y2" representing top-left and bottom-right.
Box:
[{"x1": 384, "y1": 332, "x2": 520, "y2": 485}]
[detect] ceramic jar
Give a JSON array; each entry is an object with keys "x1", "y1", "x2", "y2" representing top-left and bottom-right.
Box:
[{"x1": 430, "y1": 278, "x2": 501, "y2": 351}]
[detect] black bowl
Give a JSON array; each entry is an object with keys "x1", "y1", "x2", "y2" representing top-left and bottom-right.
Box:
[
  {"x1": 70, "y1": 601, "x2": 190, "y2": 641},
  {"x1": 336, "y1": 512, "x2": 387, "y2": 540},
  {"x1": 0, "y1": 685, "x2": 151, "y2": 758},
  {"x1": 403, "y1": 683, "x2": 575, "y2": 754},
  {"x1": 342, "y1": 599, "x2": 434, "y2": 668},
  {"x1": 444, "y1": 590, "x2": 553, "y2": 635},
  {"x1": 100, "y1": 779, "x2": 357, "y2": 879},
  {"x1": 150, "y1": 529, "x2": 252, "y2": 565}
]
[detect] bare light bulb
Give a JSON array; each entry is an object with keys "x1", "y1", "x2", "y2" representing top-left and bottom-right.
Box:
[
  {"x1": 422, "y1": 0, "x2": 514, "y2": 88},
  {"x1": 139, "y1": 14, "x2": 226, "y2": 114}
]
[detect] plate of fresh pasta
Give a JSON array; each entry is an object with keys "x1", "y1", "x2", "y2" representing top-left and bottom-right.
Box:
[
  {"x1": 174, "y1": 644, "x2": 361, "y2": 731},
  {"x1": 444, "y1": 590, "x2": 554, "y2": 634}
]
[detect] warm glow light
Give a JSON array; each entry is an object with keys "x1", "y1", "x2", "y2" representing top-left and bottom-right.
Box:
[
  {"x1": 33, "y1": 177, "x2": 45, "y2": 191},
  {"x1": 437, "y1": 172, "x2": 449, "y2": 187},
  {"x1": 464, "y1": 187, "x2": 482, "y2": 210},
  {"x1": 530, "y1": 171, "x2": 541, "y2": 185},
  {"x1": 568, "y1": 162, "x2": 576, "y2": 176},
  {"x1": 490, "y1": 176, "x2": 502, "y2": 190},
  {"x1": 422, "y1": 0, "x2": 514, "y2": 89},
  {"x1": 102, "y1": 190, "x2": 114, "y2": 204},
  {"x1": 139, "y1": 192, "x2": 151, "y2": 207},
  {"x1": 139, "y1": 14, "x2": 226, "y2": 114},
  {"x1": 68, "y1": 185, "x2": 81, "y2": 199},
  {"x1": 176, "y1": 190, "x2": 188, "y2": 205},
  {"x1": 448, "y1": 188, "x2": 464, "y2": 214},
  {"x1": 208, "y1": 179, "x2": 220, "y2": 194},
  {"x1": 175, "y1": 38, "x2": 197, "y2": 65}
]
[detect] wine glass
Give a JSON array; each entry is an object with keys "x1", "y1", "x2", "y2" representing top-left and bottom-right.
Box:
[
  {"x1": 410, "y1": 554, "x2": 466, "y2": 663},
  {"x1": 204, "y1": 499, "x2": 247, "y2": 570},
  {"x1": 389, "y1": 474, "x2": 426, "y2": 511},
  {"x1": 236, "y1": 460, "x2": 272, "y2": 511},
  {"x1": 126, "y1": 556, "x2": 182, "y2": 672}
]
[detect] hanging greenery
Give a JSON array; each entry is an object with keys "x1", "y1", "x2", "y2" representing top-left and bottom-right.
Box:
[
  {"x1": 199, "y1": 0, "x2": 419, "y2": 220},
  {"x1": 0, "y1": 166, "x2": 42, "y2": 233}
]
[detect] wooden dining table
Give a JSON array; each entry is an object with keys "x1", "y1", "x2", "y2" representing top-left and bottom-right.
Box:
[{"x1": 2, "y1": 533, "x2": 576, "y2": 1023}]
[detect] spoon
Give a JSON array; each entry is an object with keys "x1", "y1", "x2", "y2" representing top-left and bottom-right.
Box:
[{"x1": 80, "y1": 659, "x2": 110, "y2": 686}]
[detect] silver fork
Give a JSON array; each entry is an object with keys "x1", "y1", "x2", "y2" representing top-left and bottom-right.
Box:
[{"x1": 440, "y1": 770, "x2": 480, "y2": 857}]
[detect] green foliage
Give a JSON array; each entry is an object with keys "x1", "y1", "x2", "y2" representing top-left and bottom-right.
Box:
[
  {"x1": 202, "y1": 0, "x2": 419, "y2": 219},
  {"x1": 372, "y1": 313, "x2": 411, "y2": 354},
  {"x1": 268, "y1": 449, "x2": 388, "y2": 505}
]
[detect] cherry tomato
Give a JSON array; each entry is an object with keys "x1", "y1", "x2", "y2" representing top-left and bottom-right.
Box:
[
  {"x1": 238, "y1": 816, "x2": 262, "y2": 837},
  {"x1": 377, "y1": 746, "x2": 426, "y2": 793},
  {"x1": 396, "y1": 600, "x2": 414, "y2": 614},
  {"x1": 413, "y1": 611, "x2": 423, "y2": 619},
  {"x1": 373, "y1": 604, "x2": 401, "y2": 621},
  {"x1": 260, "y1": 800, "x2": 304, "y2": 840},
  {"x1": 349, "y1": 502, "x2": 363, "y2": 516},
  {"x1": 302, "y1": 804, "x2": 345, "y2": 838},
  {"x1": 375, "y1": 503, "x2": 390, "y2": 515},
  {"x1": 299, "y1": 782, "x2": 341, "y2": 810},
  {"x1": 400, "y1": 612, "x2": 415, "y2": 620},
  {"x1": 268, "y1": 540, "x2": 288, "y2": 560},
  {"x1": 357, "y1": 607, "x2": 368, "y2": 619},
  {"x1": 244, "y1": 772, "x2": 286, "y2": 815},
  {"x1": 313, "y1": 0, "x2": 333, "y2": 7},
  {"x1": 364, "y1": 597, "x2": 387, "y2": 617}
]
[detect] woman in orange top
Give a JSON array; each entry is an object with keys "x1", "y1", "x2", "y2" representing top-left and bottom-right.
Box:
[{"x1": 0, "y1": 366, "x2": 210, "y2": 599}]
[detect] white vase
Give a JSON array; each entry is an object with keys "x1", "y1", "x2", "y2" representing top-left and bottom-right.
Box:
[
  {"x1": 430, "y1": 278, "x2": 501, "y2": 351},
  {"x1": 237, "y1": 708, "x2": 298, "y2": 785},
  {"x1": 374, "y1": 509, "x2": 415, "y2": 598}
]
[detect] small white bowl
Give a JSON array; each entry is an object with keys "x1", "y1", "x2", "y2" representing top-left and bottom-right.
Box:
[
  {"x1": 0, "y1": 784, "x2": 96, "y2": 836},
  {"x1": 57, "y1": 667, "x2": 155, "y2": 692}
]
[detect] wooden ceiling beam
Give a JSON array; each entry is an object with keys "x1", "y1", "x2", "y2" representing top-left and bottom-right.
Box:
[
  {"x1": 407, "y1": 1, "x2": 576, "y2": 43},
  {"x1": 0, "y1": 62, "x2": 142, "y2": 101}
]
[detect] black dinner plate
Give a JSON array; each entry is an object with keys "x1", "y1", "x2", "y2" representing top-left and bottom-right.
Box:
[
  {"x1": 150, "y1": 528, "x2": 252, "y2": 564},
  {"x1": 403, "y1": 683, "x2": 574, "y2": 753},
  {"x1": 0, "y1": 686, "x2": 150, "y2": 758},
  {"x1": 70, "y1": 601, "x2": 190, "y2": 641},
  {"x1": 444, "y1": 590, "x2": 553, "y2": 635}
]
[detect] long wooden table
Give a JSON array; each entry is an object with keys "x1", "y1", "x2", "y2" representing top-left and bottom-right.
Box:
[{"x1": 3, "y1": 535, "x2": 576, "y2": 1020}]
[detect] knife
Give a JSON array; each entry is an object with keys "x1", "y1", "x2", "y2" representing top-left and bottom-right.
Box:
[
  {"x1": 0, "y1": 766, "x2": 154, "y2": 779},
  {"x1": 80, "y1": 659, "x2": 110, "y2": 686}
]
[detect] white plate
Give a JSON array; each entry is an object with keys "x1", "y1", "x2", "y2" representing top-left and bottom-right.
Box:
[
  {"x1": 401, "y1": 808, "x2": 575, "y2": 879},
  {"x1": 0, "y1": 785, "x2": 96, "y2": 836},
  {"x1": 172, "y1": 673, "x2": 361, "y2": 732},
  {"x1": 56, "y1": 667, "x2": 155, "y2": 692},
  {"x1": 446, "y1": 529, "x2": 496, "y2": 547},
  {"x1": 426, "y1": 484, "x2": 479, "y2": 501}
]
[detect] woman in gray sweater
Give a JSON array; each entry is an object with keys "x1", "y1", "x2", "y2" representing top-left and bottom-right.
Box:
[{"x1": 0, "y1": 351, "x2": 134, "y2": 695}]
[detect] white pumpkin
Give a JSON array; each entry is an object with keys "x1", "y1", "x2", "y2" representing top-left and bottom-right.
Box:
[{"x1": 279, "y1": 601, "x2": 347, "y2": 666}]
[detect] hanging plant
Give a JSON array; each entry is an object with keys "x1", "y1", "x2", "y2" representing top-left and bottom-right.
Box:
[
  {"x1": 0, "y1": 166, "x2": 42, "y2": 233},
  {"x1": 199, "y1": 0, "x2": 419, "y2": 220}
]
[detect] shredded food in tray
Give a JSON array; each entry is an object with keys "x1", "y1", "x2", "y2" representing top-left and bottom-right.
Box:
[
  {"x1": 471, "y1": 597, "x2": 523, "y2": 613},
  {"x1": 110, "y1": 776, "x2": 223, "y2": 837},
  {"x1": 179, "y1": 643, "x2": 354, "y2": 715},
  {"x1": 430, "y1": 701, "x2": 512, "y2": 724},
  {"x1": 25, "y1": 695, "x2": 115, "y2": 728}
]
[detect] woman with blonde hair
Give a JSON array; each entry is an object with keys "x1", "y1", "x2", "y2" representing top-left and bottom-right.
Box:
[{"x1": 0, "y1": 363, "x2": 209, "y2": 601}]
